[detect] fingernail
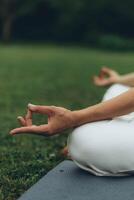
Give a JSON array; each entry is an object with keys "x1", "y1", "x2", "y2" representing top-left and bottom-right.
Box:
[
  {"x1": 28, "y1": 103, "x2": 36, "y2": 108},
  {"x1": 17, "y1": 116, "x2": 22, "y2": 119},
  {"x1": 9, "y1": 130, "x2": 14, "y2": 135}
]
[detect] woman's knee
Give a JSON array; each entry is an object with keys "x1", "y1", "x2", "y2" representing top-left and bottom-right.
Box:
[
  {"x1": 67, "y1": 122, "x2": 104, "y2": 161},
  {"x1": 102, "y1": 83, "x2": 130, "y2": 102}
]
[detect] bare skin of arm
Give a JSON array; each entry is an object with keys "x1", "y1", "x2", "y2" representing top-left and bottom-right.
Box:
[
  {"x1": 93, "y1": 67, "x2": 134, "y2": 87},
  {"x1": 10, "y1": 88, "x2": 134, "y2": 136}
]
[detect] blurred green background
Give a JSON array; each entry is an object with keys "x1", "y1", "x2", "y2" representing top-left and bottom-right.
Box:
[
  {"x1": 1, "y1": 45, "x2": 134, "y2": 200},
  {"x1": 0, "y1": 1, "x2": 134, "y2": 200},
  {"x1": 0, "y1": 0, "x2": 134, "y2": 49}
]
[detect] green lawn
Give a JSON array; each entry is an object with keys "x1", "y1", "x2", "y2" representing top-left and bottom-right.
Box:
[{"x1": 0, "y1": 44, "x2": 134, "y2": 200}]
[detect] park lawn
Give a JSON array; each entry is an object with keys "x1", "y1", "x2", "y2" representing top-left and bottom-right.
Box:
[{"x1": 0, "y1": 44, "x2": 134, "y2": 200}]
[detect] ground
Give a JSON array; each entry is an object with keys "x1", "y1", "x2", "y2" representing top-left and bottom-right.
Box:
[{"x1": 0, "y1": 44, "x2": 134, "y2": 200}]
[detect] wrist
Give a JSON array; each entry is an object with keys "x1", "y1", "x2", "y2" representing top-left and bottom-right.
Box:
[
  {"x1": 72, "y1": 109, "x2": 89, "y2": 127},
  {"x1": 71, "y1": 110, "x2": 80, "y2": 127},
  {"x1": 113, "y1": 75, "x2": 122, "y2": 84},
  {"x1": 72, "y1": 104, "x2": 103, "y2": 127}
]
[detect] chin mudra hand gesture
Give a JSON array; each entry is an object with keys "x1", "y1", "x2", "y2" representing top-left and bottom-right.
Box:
[
  {"x1": 10, "y1": 104, "x2": 75, "y2": 136},
  {"x1": 93, "y1": 67, "x2": 120, "y2": 86},
  {"x1": 10, "y1": 67, "x2": 134, "y2": 136}
]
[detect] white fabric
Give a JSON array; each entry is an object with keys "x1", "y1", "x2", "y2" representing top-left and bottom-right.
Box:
[{"x1": 67, "y1": 84, "x2": 134, "y2": 176}]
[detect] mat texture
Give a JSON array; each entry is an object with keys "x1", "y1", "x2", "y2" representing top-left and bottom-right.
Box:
[{"x1": 18, "y1": 160, "x2": 134, "y2": 200}]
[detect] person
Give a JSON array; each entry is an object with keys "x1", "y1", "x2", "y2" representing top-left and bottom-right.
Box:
[{"x1": 10, "y1": 67, "x2": 134, "y2": 176}]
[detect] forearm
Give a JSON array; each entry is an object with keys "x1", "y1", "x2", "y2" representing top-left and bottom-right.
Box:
[
  {"x1": 117, "y1": 73, "x2": 134, "y2": 87},
  {"x1": 73, "y1": 89, "x2": 134, "y2": 126}
]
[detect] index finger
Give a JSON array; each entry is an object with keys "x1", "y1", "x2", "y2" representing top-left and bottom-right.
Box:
[
  {"x1": 10, "y1": 125, "x2": 49, "y2": 136},
  {"x1": 25, "y1": 109, "x2": 32, "y2": 126}
]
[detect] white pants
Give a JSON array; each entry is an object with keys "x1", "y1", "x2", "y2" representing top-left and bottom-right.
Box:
[{"x1": 67, "y1": 84, "x2": 134, "y2": 176}]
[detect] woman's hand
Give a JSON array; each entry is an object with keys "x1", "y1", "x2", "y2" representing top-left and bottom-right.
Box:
[
  {"x1": 93, "y1": 67, "x2": 121, "y2": 86},
  {"x1": 10, "y1": 104, "x2": 76, "y2": 136}
]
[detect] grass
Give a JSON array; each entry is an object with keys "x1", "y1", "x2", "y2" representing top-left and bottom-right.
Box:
[{"x1": 0, "y1": 44, "x2": 134, "y2": 199}]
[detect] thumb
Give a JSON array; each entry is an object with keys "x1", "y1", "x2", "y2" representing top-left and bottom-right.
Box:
[{"x1": 28, "y1": 103, "x2": 54, "y2": 116}]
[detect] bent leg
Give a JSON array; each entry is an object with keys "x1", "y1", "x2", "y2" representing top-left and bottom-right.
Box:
[
  {"x1": 67, "y1": 83, "x2": 134, "y2": 176},
  {"x1": 102, "y1": 83, "x2": 130, "y2": 102},
  {"x1": 68, "y1": 120, "x2": 134, "y2": 176}
]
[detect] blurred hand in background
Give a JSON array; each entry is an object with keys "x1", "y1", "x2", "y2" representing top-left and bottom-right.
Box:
[{"x1": 93, "y1": 67, "x2": 121, "y2": 87}]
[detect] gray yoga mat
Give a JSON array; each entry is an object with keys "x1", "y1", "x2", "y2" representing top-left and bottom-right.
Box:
[{"x1": 18, "y1": 160, "x2": 134, "y2": 200}]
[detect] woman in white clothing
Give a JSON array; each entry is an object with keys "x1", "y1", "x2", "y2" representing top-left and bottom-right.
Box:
[{"x1": 10, "y1": 67, "x2": 134, "y2": 176}]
